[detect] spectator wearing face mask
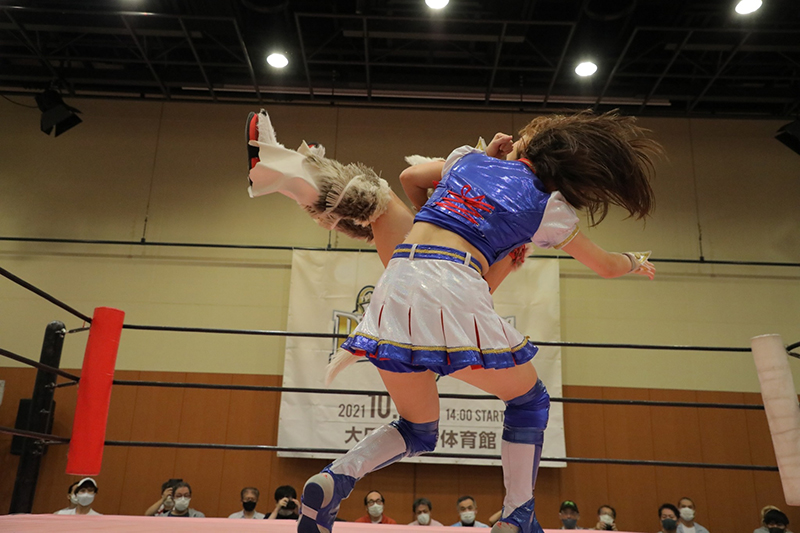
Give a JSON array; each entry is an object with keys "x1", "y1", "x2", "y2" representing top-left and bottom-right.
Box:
[
  {"x1": 659, "y1": 504, "x2": 680, "y2": 533},
  {"x1": 267, "y1": 485, "x2": 301, "y2": 520},
  {"x1": 676, "y1": 497, "x2": 709, "y2": 533},
  {"x1": 54, "y1": 478, "x2": 101, "y2": 515},
  {"x1": 451, "y1": 496, "x2": 489, "y2": 527},
  {"x1": 228, "y1": 487, "x2": 265, "y2": 519},
  {"x1": 409, "y1": 497, "x2": 444, "y2": 526},
  {"x1": 558, "y1": 500, "x2": 583, "y2": 529},
  {"x1": 55, "y1": 481, "x2": 79, "y2": 514},
  {"x1": 355, "y1": 490, "x2": 397, "y2": 524},
  {"x1": 756, "y1": 507, "x2": 782, "y2": 533},
  {"x1": 595, "y1": 505, "x2": 618, "y2": 531},
  {"x1": 157, "y1": 481, "x2": 204, "y2": 517},
  {"x1": 756, "y1": 509, "x2": 792, "y2": 533},
  {"x1": 145, "y1": 479, "x2": 183, "y2": 516}
]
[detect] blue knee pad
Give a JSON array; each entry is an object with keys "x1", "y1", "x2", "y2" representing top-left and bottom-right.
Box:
[
  {"x1": 503, "y1": 379, "x2": 550, "y2": 444},
  {"x1": 390, "y1": 417, "x2": 438, "y2": 456}
]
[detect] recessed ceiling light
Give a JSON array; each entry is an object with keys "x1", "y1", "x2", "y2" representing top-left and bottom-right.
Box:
[
  {"x1": 426, "y1": 0, "x2": 449, "y2": 9},
  {"x1": 735, "y1": 0, "x2": 762, "y2": 14},
  {"x1": 267, "y1": 53, "x2": 288, "y2": 69},
  {"x1": 575, "y1": 61, "x2": 598, "y2": 77}
]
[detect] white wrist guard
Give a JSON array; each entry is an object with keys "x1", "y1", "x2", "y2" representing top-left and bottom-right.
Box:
[{"x1": 622, "y1": 251, "x2": 651, "y2": 274}]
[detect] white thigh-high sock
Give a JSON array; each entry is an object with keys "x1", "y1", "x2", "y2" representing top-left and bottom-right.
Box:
[{"x1": 328, "y1": 424, "x2": 408, "y2": 480}]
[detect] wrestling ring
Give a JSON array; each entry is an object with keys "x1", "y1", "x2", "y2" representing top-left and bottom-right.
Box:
[{"x1": 0, "y1": 250, "x2": 799, "y2": 533}]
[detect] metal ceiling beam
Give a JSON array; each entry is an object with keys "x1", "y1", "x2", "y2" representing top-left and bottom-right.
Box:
[
  {"x1": 593, "y1": 28, "x2": 639, "y2": 111},
  {"x1": 120, "y1": 15, "x2": 169, "y2": 99},
  {"x1": 294, "y1": 13, "x2": 314, "y2": 99},
  {"x1": 362, "y1": 17, "x2": 371, "y2": 100},
  {"x1": 178, "y1": 17, "x2": 216, "y2": 102},
  {"x1": 542, "y1": 23, "x2": 576, "y2": 106},
  {"x1": 637, "y1": 30, "x2": 693, "y2": 114},
  {"x1": 231, "y1": 18, "x2": 261, "y2": 103},
  {"x1": 4, "y1": 11, "x2": 60, "y2": 81},
  {"x1": 485, "y1": 23, "x2": 507, "y2": 103},
  {"x1": 687, "y1": 32, "x2": 751, "y2": 112},
  {"x1": 296, "y1": 12, "x2": 573, "y2": 27},
  {"x1": 0, "y1": 22, "x2": 202, "y2": 38},
  {"x1": 342, "y1": 30, "x2": 525, "y2": 43},
  {"x1": 306, "y1": 59, "x2": 551, "y2": 72}
]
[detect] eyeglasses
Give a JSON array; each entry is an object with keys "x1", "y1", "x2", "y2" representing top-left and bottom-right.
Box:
[{"x1": 367, "y1": 499, "x2": 384, "y2": 506}]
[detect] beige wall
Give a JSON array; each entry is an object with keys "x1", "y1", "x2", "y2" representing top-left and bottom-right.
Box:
[{"x1": 1, "y1": 97, "x2": 799, "y2": 391}]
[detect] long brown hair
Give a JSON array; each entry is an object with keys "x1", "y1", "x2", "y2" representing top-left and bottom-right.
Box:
[{"x1": 519, "y1": 110, "x2": 661, "y2": 225}]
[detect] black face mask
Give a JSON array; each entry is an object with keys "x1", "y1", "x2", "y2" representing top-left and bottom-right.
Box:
[
  {"x1": 768, "y1": 528, "x2": 786, "y2": 533},
  {"x1": 662, "y1": 519, "x2": 678, "y2": 531},
  {"x1": 561, "y1": 518, "x2": 578, "y2": 529},
  {"x1": 243, "y1": 501, "x2": 257, "y2": 512}
]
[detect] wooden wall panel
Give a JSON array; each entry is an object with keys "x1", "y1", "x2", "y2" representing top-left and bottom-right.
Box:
[
  {"x1": 4, "y1": 368, "x2": 800, "y2": 532},
  {"x1": 696, "y1": 391, "x2": 759, "y2": 531}
]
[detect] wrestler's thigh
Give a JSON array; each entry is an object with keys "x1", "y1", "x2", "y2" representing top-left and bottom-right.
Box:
[
  {"x1": 449, "y1": 362, "x2": 539, "y2": 402},
  {"x1": 372, "y1": 191, "x2": 414, "y2": 267},
  {"x1": 377, "y1": 368, "x2": 440, "y2": 423}
]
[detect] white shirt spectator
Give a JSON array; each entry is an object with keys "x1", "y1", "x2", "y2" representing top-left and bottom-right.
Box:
[
  {"x1": 54, "y1": 508, "x2": 102, "y2": 516},
  {"x1": 228, "y1": 510, "x2": 266, "y2": 519}
]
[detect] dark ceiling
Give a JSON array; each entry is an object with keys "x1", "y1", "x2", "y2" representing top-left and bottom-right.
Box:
[{"x1": 1, "y1": 0, "x2": 799, "y2": 118}]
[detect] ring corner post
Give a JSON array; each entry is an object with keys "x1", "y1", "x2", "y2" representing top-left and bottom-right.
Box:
[
  {"x1": 66, "y1": 307, "x2": 125, "y2": 476},
  {"x1": 8, "y1": 320, "x2": 66, "y2": 514},
  {"x1": 751, "y1": 333, "x2": 800, "y2": 505}
]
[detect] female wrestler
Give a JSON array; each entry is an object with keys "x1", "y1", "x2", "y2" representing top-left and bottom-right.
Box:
[{"x1": 245, "y1": 109, "x2": 658, "y2": 533}]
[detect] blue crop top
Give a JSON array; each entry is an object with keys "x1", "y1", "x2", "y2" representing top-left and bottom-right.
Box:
[{"x1": 414, "y1": 146, "x2": 580, "y2": 266}]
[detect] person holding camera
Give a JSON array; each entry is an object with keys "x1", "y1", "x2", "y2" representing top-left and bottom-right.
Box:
[
  {"x1": 594, "y1": 505, "x2": 617, "y2": 531},
  {"x1": 267, "y1": 485, "x2": 301, "y2": 520}
]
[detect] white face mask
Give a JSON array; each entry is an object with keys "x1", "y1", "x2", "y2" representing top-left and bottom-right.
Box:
[
  {"x1": 460, "y1": 511, "x2": 476, "y2": 525},
  {"x1": 368, "y1": 503, "x2": 384, "y2": 518},
  {"x1": 680, "y1": 508, "x2": 695, "y2": 522},
  {"x1": 174, "y1": 497, "x2": 191, "y2": 512},
  {"x1": 76, "y1": 493, "x2": 95, "y2": 507},
  {"x1": 600, "y1": 514, "x2": 614, "y2": 526},
  {"x1": 69, "y1": 493, "x2": 79, "y2": 505},
  {"x1": 417, "y1": 512, "x2": 431, "y2": 525}
]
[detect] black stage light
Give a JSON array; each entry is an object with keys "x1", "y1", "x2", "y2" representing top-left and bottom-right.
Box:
[
  {"x1": 35, "y1": 89, "x2": 82, "y2": 137},
  {"x1": 775, "y1": 120, "x2": 800, "y2": 157}
]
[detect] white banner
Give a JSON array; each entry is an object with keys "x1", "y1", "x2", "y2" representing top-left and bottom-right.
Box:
[{"x1": 278, "y1": 250, "x2": 565, "y2": 467}]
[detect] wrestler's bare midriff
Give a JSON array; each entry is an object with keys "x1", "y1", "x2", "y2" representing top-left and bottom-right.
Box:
[{"x1": 403, "y1": 221, "x2": 490, "y2": 274}]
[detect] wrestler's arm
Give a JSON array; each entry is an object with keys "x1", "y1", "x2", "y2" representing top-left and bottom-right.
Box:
[
  {"x1": 561, "y1": 231, "x2": 655, "y2": 279},
  {"x1": 399, "y1": 160, "x2": 445, "y2": 210},
  {"x1": 483, "y1": 255, "x2": 513, "y2": 294}
]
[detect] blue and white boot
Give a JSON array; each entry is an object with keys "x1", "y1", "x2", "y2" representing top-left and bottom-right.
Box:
[
  {"x1": 298, "y1": 467, "x2": 356, "y2": 533},
  {"x1": 492, "y1": 498, "x2": 544, "y2": 533}
]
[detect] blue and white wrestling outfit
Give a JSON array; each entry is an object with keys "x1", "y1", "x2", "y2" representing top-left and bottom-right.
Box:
[{"x1": 339, "y1": 145, "x2": 579, "y2": 376}]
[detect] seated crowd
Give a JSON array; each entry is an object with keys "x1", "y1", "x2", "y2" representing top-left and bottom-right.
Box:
[{"x1": 53, "y1": 478, "x2": 790, "y2": 532}]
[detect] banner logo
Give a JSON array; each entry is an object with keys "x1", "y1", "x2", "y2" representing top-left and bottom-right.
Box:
[{"x1": 330, "y1": 285, "x2": 374, "y2": 362}]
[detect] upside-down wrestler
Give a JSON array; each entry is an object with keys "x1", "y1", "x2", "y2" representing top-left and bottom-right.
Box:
[{"x1": 244, "y1": 109, "x2": 659, "y2": 533}]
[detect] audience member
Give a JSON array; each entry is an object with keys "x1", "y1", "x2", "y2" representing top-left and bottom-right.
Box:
[
  {"x1": 145, "y1": 479, "x2": 183, "y2": 516},
  {"x1": 559, "y1": 500, "x2": 583, "y2": 529},
  {"x1": 228, "y1": 486, "x2": 265, "y2": 519},
  {"x1": 451, "y1": 496, "x2": 489, "y2": 527},
  {"x1": 267, "y1": 485, "x2": 301, "y2": 520},
  {"x1": 355, "y1": 490, "x2": 397, "y2": 524},
  {"x1": 54, "y1": 478, "x2": 101, "y2": 516},
  {"x1": 677, "y1": 497, "x2": 709, "y2": 533},
  {"x1": 595, "y1": 505, "x2": 617, "y2": 531},
  {"x1": 756, "y1": 509, "x2": 791, "y2": 533},
  {"x1": 659, "y1": 504, "x2": 680, "y2": 533},
  {"x1": 155, "y1": 481, "x2": 204, "y2": 517},
  {"x1": 409, "y1": 497, "x2": 444, "y2": 526},
  {"x1": 54, "y1": 481, "x2": 79, "y2": 514}
]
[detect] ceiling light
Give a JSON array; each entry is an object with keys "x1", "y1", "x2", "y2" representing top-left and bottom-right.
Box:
[
  {"x1": 35, "y1": 89, "x2": 82, "y2": 137},
  {"x1": 735, "y1": 0, "x2": 762, "y2": 14},
  {"x1": 575, "y1": 61, "x2": 598, "y2": 77},
  {"x1": 425, "y1": 0, "x2": 449, "y2": 9},
  {"x1": 267, "y1": 53, "x2": 288, "y2": 69}
]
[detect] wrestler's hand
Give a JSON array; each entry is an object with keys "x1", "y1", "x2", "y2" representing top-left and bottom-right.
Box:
[
  {"x1": 486, "y1": 132, "x2": 514, "y2": 159},
  {"x1": 632, "y1": 259, "x2": 656, "y2": 280}
]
